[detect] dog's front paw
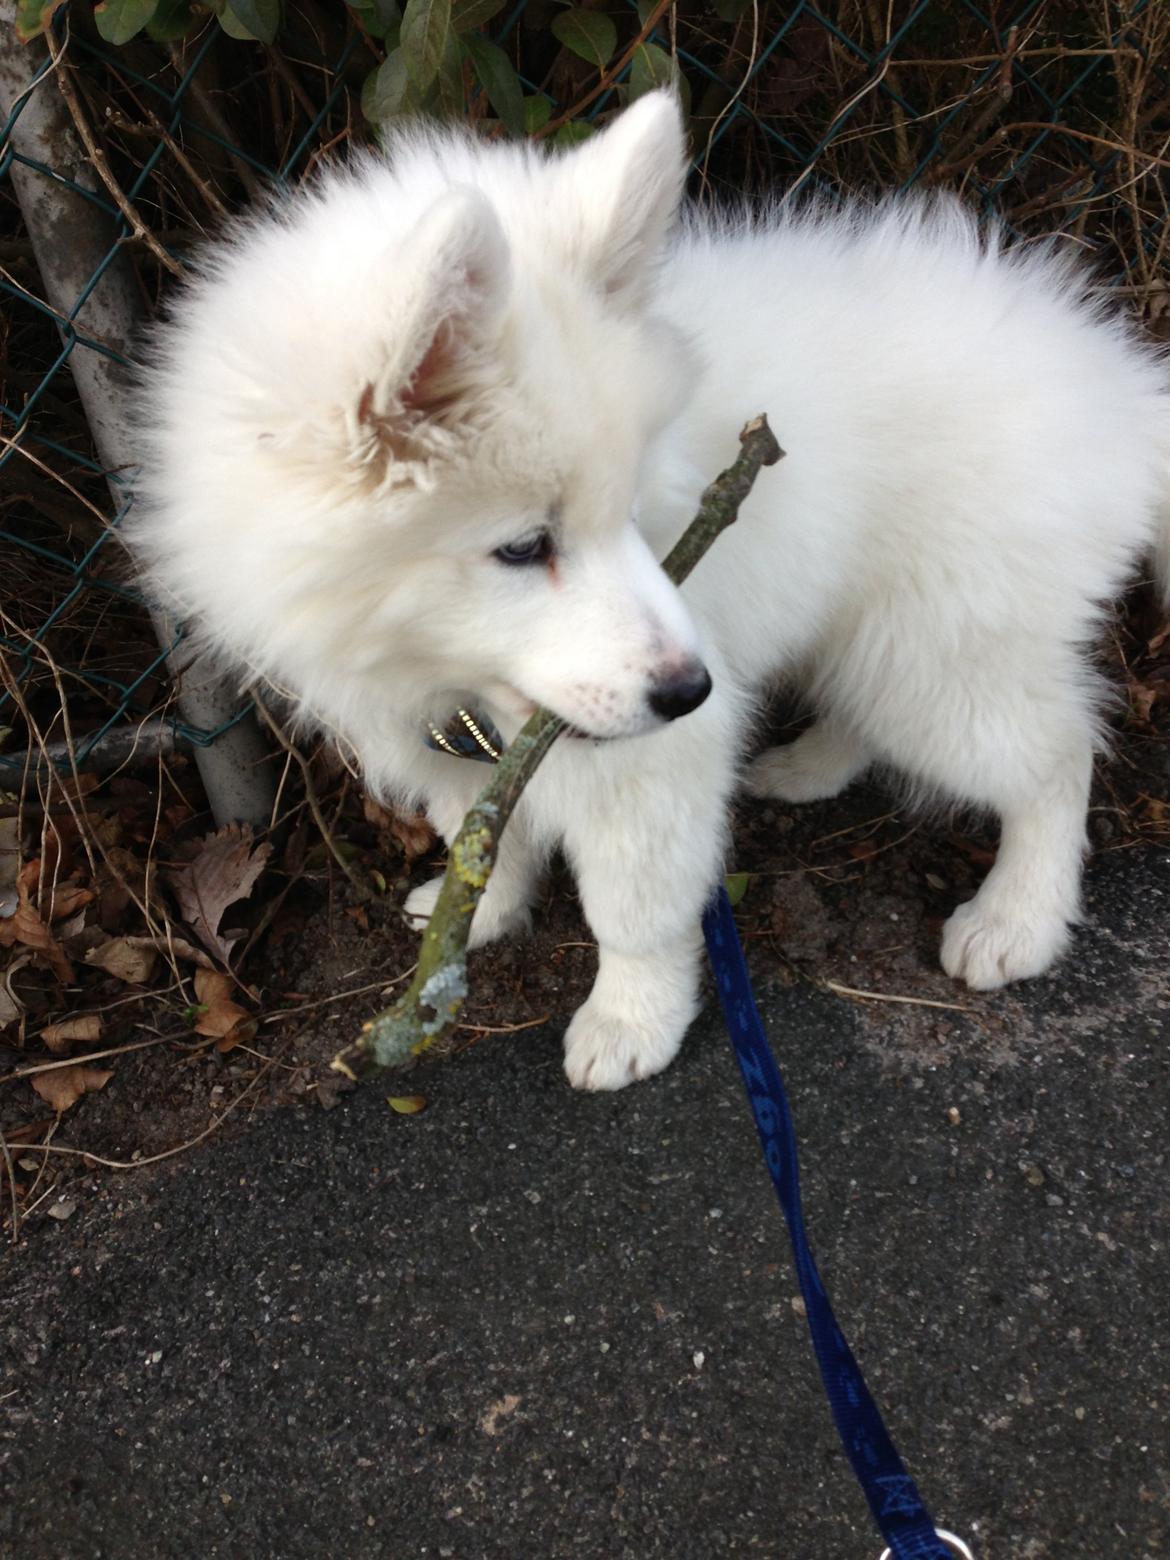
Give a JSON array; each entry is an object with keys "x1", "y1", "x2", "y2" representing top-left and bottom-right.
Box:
[
  {"x1": 940, "y1": 898, "x2": 1071, "y2": 989},
  {"x1": 563, "y1": 1000, "x2": 683, "y2": 1092},
  {"x1": 403, "y1": 874, "x2": 529, "y2": 951}
]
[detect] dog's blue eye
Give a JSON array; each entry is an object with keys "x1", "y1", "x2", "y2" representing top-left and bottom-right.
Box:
[{"x1": 493, "y1": 532, "x2": 554, "y2": 567}]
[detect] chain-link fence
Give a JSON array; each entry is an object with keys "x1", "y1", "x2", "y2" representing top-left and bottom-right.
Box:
[{"x1": 2, "y1": 1, "x2": 1168, "y2": 816}]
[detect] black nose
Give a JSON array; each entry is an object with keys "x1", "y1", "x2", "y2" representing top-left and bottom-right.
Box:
[{"x1": 647, "y1": 662, "x2": 713, "y2": 722}]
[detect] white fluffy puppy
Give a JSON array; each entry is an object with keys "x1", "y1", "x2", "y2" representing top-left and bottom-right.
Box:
[{"x1": 130, "y1": 92, "x2": 1170, "y2": 1089}]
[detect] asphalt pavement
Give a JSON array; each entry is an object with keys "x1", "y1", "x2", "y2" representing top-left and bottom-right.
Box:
[{"x1": 3, "y1": 846, "x2": 1168, "y2": 1560}]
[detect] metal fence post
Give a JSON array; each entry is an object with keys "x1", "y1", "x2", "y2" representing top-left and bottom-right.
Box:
[{"x1": 0, "y1": 12, "x2": 275, "y2": 828}]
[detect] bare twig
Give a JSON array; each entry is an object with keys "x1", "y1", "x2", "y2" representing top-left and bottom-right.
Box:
[
  {"x1": 252, "y1": 692, "x2": 369, "y2": 901},
  {"x1": 49, "y1": 30, "x2": 184, "y2": 279},
  {"x1": 823, "y1": 980, "x2": 973, "y2": 1013},
  {"x1": 536, "y1": 0, "x2": 677, "y2": 139}
]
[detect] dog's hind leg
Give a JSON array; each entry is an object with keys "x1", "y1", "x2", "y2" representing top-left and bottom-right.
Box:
[
  {"x1": 745, "y1": 717, "x2": 871, "y2": 803},
  {"x1": 939, "y1": 740, "x2": 1091, "y2": 989},
  {"x1": 838, "y1": 634, "x2": 1096, "y2": 990}
]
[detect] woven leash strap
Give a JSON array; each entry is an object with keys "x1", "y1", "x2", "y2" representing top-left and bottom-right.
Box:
[{"x1": 703, "y1": 885, "x2": 967, "y2": 1560}]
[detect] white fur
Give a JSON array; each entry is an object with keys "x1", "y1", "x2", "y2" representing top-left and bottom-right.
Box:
[{"x1": 128, "y1": 94, "x2": 1170, "y2": 1088}]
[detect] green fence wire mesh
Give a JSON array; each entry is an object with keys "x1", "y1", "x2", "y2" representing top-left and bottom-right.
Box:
[{"x1": 2, "y1": 2, "x2": 1168, "y2": 796}]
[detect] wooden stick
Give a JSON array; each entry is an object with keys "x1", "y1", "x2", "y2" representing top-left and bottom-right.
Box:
[{"x1": 332, "y1": 416, "x2": 783, "y2": 1081}]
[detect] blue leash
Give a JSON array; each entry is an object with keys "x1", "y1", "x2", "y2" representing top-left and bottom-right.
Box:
[{"x1": 703, "y1": 886, "x2": 970, "y2": 1560}]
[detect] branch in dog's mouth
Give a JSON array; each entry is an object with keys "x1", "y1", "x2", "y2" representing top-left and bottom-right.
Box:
[{"x1": 332, "y1": 416, "x2": 784, "y2": 1083}]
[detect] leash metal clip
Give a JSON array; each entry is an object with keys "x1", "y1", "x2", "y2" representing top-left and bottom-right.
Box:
[{"x1": 879, "y1": 1529, "x2": 975, "y2": 1560}]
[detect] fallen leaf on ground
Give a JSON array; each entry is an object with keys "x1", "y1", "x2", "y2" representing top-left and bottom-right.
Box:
[
  {"x1": 40, "y1": 1014, "x2": 103, "y2": 1052},
  {"x1": 363, "y1": 798, "x2": 437, "y2": 864},
  {"x1": 192, "y1": 967, "x2": 255, "y2": 1051},
  {"x1": 120, "y1": 932, "x2": 216, "y2": 970},
  {"x1": 0, "y1": 983, "x2": 21, "y2": 1028},
  {"x1": 0, "y1": 817, "x2": 19, "y2": 917},
  {"x1": 43, "y1": 883, "x2": 94, "y2": 923},
  {"x1": 0, "y1": 950, "x2": 32, "y2": 1029},
  {"x1": 1127, "y1": 678, "x2": 1165, "y2": 725},
  {"x1": 31, "y1": 1063, "x2": 113, "y2": 1112},
  {"x1": 387, "y1": 1094, "x2": 427, "y2": 1115},
  {"x1": 0, "y1": 870, "x2": 74, "y2": 982},
  {"x1": 84, "y1": 937, "x2": 158, "y2": 984},
  {"x1": 167, "y1": 825, "x2": 272, "y2": 962}
]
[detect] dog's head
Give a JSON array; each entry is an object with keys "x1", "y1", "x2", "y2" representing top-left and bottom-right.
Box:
[{"x1": 142, "y1": 92, "x2": 711, "y2": 743}]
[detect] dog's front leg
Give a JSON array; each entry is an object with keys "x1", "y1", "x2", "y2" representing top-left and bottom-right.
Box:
[{"x1": 557, "y1": 721, "x2": 735, "y2": 1090}]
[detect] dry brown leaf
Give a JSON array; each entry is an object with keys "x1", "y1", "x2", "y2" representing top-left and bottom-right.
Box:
[
  {"x1": 1128, "y1": 679, "x2": 1165, "y2": 725},
  {"x1": 363, "y1": 798, "x2": 437, "y2": 864},
  {"x1": 40, "y1": 1014, "x2": 103, "y2": 1052},
  {"x1": 215, "y1": 1015, "x2": 258, "y2": 1054},
  {"x1": 31, "y1": 1063, "x2": 113, "y2": 1112},
  {"x1": 43, "y1": 883, "x2": 95, "y2": 924},
  {"x1": 0, "y1": 871, "x2": 74, "y2": 982},
  {"x1": 167, "y1": 825, "x2": 272, "y2": 963},
  {"x1": 0, "y1": 983, "x2": 21, "y2": 1029},
  {"x1": 121, "y1": 932, "x2": 216, "y2": 970},
  {"x1": 0, "y1": 816, "x2": 19, "y2": 917},
  {"x1": 84, "y1": 937, "x2": 158, "y2": 984},
  {"x1": 192, "y1": 967, "x2": 254, "y2": 1047},
  {"x1": 0, "y1": 950, "x2": 35, "y2": 1031}
]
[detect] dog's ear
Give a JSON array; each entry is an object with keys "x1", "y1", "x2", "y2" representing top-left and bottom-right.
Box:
[
  {"x1": 349, "y1": 187, "x2": 510, "y2": 470},
  {"x1": 552, "y1": 90, "x2": 687, "y2": 306}
]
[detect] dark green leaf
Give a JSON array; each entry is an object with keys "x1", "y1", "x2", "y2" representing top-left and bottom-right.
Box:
[
  {"x1": 14, "y1": 0, "x2": 65, "y2": 41},
  {"x1": 551, "y1": 120, "x2": 595, "y2": 147},
  {"x1": 94, "y1": 0, "x2": 159, "y2": 45},
  {"x1": 361, "y1": 47, "x2": 425, "y2": 122},
  {"x1": 400, "y1": 0, "x2": 453, "y2": 89},
  {"x1": 451, "y1": 0, "x2": 507, "y2": 27},
  {"x1": 629, "y1": 41, "x2": 678, "y2": 100},
  {"x1": 147, "y1": 0, "x2": 201, "y2": 40},
  {"x1": 551, "y1": 8, "x2": 617, "y2": 70},
  {"x1": 218, "y1": 0, "x2": 282, "y2": 43},
  {"x1": 465, "y1": 37, "x2": 525, "y2": 138},
  {"x1": 435, "y1": 27, "x2": 467, "y2": 116},
  {"x1": 348, "y1": 0, "x2": 401, "y2": 38},
  {"x1": 523, "y1": 94, "x2": 552, "y2": 134}
]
